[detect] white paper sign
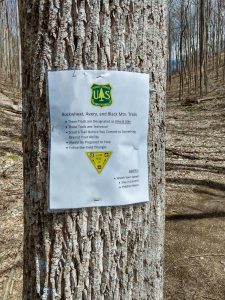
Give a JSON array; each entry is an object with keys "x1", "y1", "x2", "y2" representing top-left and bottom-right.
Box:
[{"x1": 47, "y1": 70, "x2": 149, "y2": 209}]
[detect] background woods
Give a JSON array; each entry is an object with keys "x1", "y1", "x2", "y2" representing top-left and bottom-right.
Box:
[
  {"x1": 1, "y1": 0, "x2": 225, "y2": 99},
  {"x1": 168, "y1": 0, "x2": 225, "y2": 97},
  {"x1": 2, "y1": 0, "x2": 225, "y2": 98}
]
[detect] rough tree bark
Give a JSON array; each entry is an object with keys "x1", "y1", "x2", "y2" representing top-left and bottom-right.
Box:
[{"x1": 19, "y1": 1, "x2": 167, "y2": 299}]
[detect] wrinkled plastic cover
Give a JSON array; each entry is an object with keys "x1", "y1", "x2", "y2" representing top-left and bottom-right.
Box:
[{"x1": 47, "y1": 70, "x2": 149, "y2": 210}]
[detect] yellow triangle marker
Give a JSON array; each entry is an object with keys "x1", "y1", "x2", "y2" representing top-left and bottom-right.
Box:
[{"x1": 85, "y1": 151, "x2": 112, "y2": 174}]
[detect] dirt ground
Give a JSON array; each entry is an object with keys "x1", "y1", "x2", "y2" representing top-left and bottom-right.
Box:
[
  {"x1": 0, "y1": 78, "x2": 225, "y2": 299},
  {"x1": 165, "y1": 77, "x2": 225, "y2": 299},
  {"x1": 0, "y1": 92, "x2": 23, "y2": 299}
]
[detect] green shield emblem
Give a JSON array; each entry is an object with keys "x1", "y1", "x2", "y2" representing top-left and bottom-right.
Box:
[{"x1": 91, "y1": 84, "x2": 113, "y2": 107}]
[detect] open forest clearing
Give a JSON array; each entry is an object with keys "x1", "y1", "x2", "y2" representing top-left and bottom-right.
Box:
[{"x1": 0, "y1": 64, "x2": 225, "y2": 298}]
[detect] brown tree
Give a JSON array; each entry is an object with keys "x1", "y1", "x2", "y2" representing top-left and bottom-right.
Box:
[{"x1": 19, "y1": 0, "x2": 167, "y2": 299}]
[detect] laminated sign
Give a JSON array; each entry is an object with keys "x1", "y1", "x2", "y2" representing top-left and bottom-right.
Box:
[{"x1": 47, "y1": 70, "x2": 150, "y2": 209}]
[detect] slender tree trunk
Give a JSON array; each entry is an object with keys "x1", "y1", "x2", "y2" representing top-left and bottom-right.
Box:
[
  {"x1": 199, "y1": 0, "x2": 205, "y2": 96},
  {"x1": 0, "y1": 0, "x2": 21, "y2": 90},
  {"x1": 179, "y1": 2, "x2": 184, "y2": 100},
  {"x1": 19, "y1": 1, "x2": 167, "y2": 299},
  {"x1": 16, "y1": 0, "x2": 22, "y2": 90},
  {"x1": 168, "y1": 6, "x2": 172, "y2": 90}
]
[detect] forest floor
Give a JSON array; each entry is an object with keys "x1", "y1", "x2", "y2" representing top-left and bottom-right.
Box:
[
  {"x1": 0, "y1": 91, "x2": 23, "y2": 299},
  {"x1": 165, "y1": 74, "x2": 225, "y2": 299},
  {"x1": 0, "y1": 73, "x2": 225, "y2": 299}
]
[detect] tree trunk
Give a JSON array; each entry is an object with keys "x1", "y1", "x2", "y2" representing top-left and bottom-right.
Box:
[
  {"x1": 199, "y1": 0, "x2": 205, "y2": 96},
  {"x1": 19, "y1": 1, "x2": 167, "y2": 299}
]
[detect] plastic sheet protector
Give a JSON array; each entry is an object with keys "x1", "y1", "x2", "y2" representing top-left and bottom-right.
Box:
[{"x1": 47, "y1": 70, "x2": 150, "y2": 209}]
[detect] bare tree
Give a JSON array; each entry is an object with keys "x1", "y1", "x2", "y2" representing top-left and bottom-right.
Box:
[
  {"x1": 0, "y1": 0, "x2": 21, "y2": 90},
  {"x1": 168, "y1": 0, "x2": 225, "y2": 96}
]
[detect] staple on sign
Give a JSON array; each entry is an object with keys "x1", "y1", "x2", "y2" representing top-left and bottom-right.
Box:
[
  {"x1": 96, "y1": 74, "x2": 105, "y2": 79},
  {"x1": 93, "y1": 198, "x2": 101, "y2": 202}
]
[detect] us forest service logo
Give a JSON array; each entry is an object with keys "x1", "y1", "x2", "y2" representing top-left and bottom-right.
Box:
[{"x1": 91, "y1": 84, "x2": 113, "y2": 107}]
